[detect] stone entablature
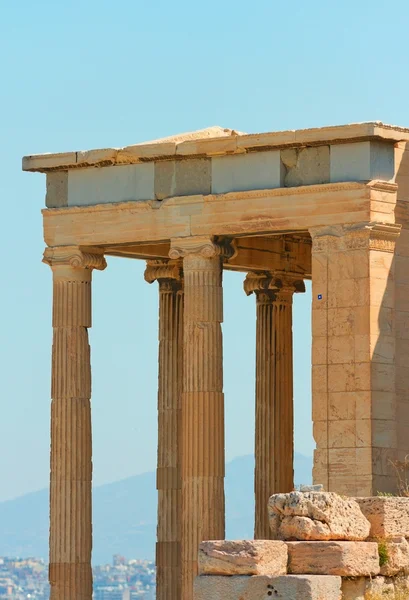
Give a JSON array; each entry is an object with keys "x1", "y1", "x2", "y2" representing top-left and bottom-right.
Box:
[
  {"x1": 22, "y1": 122, "x2": 409, "y2": 209},
  {"x1": 23, "y1": 122, "x2": 409, "y2": 173},
  {"x1": 23, "y1": 121, "x2": 409, "y2": 600}
]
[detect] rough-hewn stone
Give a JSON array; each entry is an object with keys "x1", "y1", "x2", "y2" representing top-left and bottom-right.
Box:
[
  {"x1": 198, "y1": 540, "x2": 287, "y2": 576},
  {"x1": 281, "y1": 146, "x2": 330, "y2": 187},
  {"x1": 194, "y1": 575, "x2": 342, "y2": 600},
  {"x1": 286, "y1": 541, "x2": 379, "y2": 576},
  {"x1": 355, "y1": 497, "x2": 409, "y2": 539},
  {"x1": 342, "y1": 575, "x2": 409, "y2": 599},
  {"x1": 380, "y1": 537, "x2": 409, "y2": 576},
  {"x1": 268, "y1": 492, "x2": 371, "y2": 541}
]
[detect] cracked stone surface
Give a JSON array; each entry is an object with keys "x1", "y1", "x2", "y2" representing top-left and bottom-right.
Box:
[
  {"x1": 198, "y1": 540, "x2": 287, "y2": 576},
  {"x1": 268, "y1": 491, "x2": 371, "y2": 541}
]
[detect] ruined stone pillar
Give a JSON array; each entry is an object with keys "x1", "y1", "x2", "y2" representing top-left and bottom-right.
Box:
[
  {"x1": 169, "y1": 236, "x2": 234, "y2": 600},
  {"x1": 43, "y1": 246, "x2": 106, "y2": 600},
  {"x1": 244, "y1": 271, "x2": 305, "y2": 540},
  {"x1": 310, "y1": 223, "x2": 401, "y2": 496},
  {"x1": 145, "y1": 260, "x2": 183, "y2": 600}
]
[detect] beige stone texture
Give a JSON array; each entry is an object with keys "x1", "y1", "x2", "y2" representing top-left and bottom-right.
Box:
[
  {"x1": 23, "y1": 121, "x2": 409, "y2": 172},
  {"x1": 42, "y1": 181, "x2": 393, "y2": 248},
  {"x1": 170, "y1": 238, "x2": 232, "y2": 600},
  {"x1": 355, "y1": 497, "x2": 409, "y2": 539},
  {"x1": 341, "y1": 576, "x2": 397, "y2": 600},
  {"x1": 43, "y1": 246, "x2": 106, "y2": 600},
  {"x1": 193, "y1": 574, "x2": 342, "y2": 600},
  {"x1": 379, "y1": 537, "x2": 409, "y2": 577},
  {"x1": 26, "y1": 122, "x2": 409, "y2": 600},
  {"x1": 154, "y1": 159, "x2": 211, "y2": 200},
  {"x1": 268, "y1": 492, "x2": 371, "y2": 541},
  {"x1": 145, "y1": 262, "x2": 183, "y2": 600},
  {"x1": 46, "y1": 172, "x2": 68, "y2": 208},
  {"x1": 310, "y1": 222, "x2": 402, "y2": 496},
  {"x1": 286, "y1": 541, "x2": 379, "y2": 576},
  {"x1": 281, "y1": 146, "x2": 330, "y2": 187},
  {"x1": 244, "y1": 272, "x2": 302, "y2": 539},
  {"x1": 198, "y1": 540, "x2": 287, "y2": 576}
]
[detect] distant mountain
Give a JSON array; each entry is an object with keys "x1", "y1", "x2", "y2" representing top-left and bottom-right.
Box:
[{"x1": 0, "y1": 453, "x2": 311, "y2": 564}]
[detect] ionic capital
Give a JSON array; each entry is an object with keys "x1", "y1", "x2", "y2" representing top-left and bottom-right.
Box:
[
  {"x1": 43, "y1": 246, "x2": 107, "y2": 271},
  {"x1": 144, "y1": 259, "x2": 183, "y2": 289},
  {"x1": 244, "y1": 271, "x2": 305, "y2": 299},
  {"x1": 243, "y1": 272, "x2": 280, "y2": 297},
  {"x1": 274, "y1": 271, "x2": 306, "y2": 295},
  {"x1": 169, "y1": 236, "x2": 236, "y2": 261}
]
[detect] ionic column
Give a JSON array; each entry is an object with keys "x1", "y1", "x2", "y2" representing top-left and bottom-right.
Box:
[
  {"x1": 170, "y1": 236, "x2": 235, "y2": 600},
  {"x1": 244, "y1": 271, "x2": 305, "y2": 540},
  {"x1": 43, "y1": 246, "x2": 106, "y2": 600},
  {"x1": 145, "y1": 260, "x2": 183, "y2": 600}
]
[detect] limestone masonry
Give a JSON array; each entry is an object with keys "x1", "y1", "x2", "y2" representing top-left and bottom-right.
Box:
[
  {"x1": 195, "y1": 491, "x2": 409, "y2": 599},
  {"x1": 23, "y1": 122, "x2": 409, "y2": 599}
]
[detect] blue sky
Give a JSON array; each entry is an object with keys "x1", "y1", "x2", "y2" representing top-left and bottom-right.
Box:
[{"x1": 1, "y1": 0, "x2": 409, "y2": 502}]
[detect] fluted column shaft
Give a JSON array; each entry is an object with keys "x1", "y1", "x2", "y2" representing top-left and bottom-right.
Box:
[
  {"x1": 43, "y1": 246, "x2": 106, "y2": 600},
  {"x1": 145, "y1": 262, "x2": 183, "y2": 600},
  {"x1": 245, "y1": 272, "x2": 304, "y2": 540},
  {"x1": 170, "y1": 237, "x2": 233, "y2": 600}
]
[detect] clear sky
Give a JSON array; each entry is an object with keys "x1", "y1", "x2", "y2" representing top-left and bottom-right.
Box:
[{"x1": 1, "y1": 0, "x2": 409, "y2": 502}]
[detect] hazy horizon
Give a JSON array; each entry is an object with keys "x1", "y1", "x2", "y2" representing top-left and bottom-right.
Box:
[{"x1": 3, "y1": 0, "x2": 409, "y2": 503}]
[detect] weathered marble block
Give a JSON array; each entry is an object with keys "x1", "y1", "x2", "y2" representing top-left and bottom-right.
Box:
[
  {"x1": 194, "y1": 575, "x2": 342, "y2": 600},
  {"x1": 355, "y1": 496, "x2": 409, "y2": 539},
  {"x1": 379, "y1": 536, "x2": 409, "y2": 576},
  {"x1": 286, "y1": 541, "x2": 379, "y2": 577},
  {"x1": 198, "y1": 540, "x2": 287, "y2": 576},
  {"x1": 341, "y1": 575, "x2": 409, "y2": 599},
  {"x1": 268, "y1": 492, "x2": 370, "y2": 541}
]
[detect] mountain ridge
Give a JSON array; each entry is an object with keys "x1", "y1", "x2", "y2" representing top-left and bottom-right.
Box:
[{"x1": 0, "y1": 453, "x2": 312, "y2": 564}]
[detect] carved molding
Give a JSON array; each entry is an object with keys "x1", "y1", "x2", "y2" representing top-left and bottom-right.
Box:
[
  {"x1": 309, "y1": 222, "x2": 401, "y2": 253},
  {"x1": 169, "y1": 236, "x2": 237, "y2": 261},
  {"x1": 243, "y1": 272, "x2": 277, "y2": 296},
  {"x1": 43, "y1": 246, "x2": 107, "y2": 270},
  {"x1": 244, "y1": 271, "x2": 305, "y2": 297},
  {"x1": 144, "y1": 259, "x2": 183, "y2": 286},
  {"x1": 274, "y1": 271, "x2": 306, "y2": 294}
]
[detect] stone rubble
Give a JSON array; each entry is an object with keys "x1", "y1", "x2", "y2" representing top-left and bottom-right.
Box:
[
  {"x1": 268, "y1": 491, "x2": 371, "y2": 541},
  {"x1": 379, "y1": 536, "x2": 409, "y2": 577},
  {"x1": 194, "y1": 492, "x2": 409, "y2": 599},
  {"x1": 355, "y1": 496, "x2": 409, "y2": 539}
]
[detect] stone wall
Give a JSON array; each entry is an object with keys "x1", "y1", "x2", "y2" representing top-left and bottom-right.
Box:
[{"x1": 194, "y1": 492, "x2": 409, "y2": 599}]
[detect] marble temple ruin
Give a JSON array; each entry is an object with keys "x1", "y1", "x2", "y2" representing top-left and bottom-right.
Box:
[{"x1": 23, "y1": 122, "x2": 409, "y2": 599}]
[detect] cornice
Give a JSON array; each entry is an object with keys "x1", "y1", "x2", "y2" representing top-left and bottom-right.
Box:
[{"x1": 24, "y1": 122, "x2": 409, "y2": 173}]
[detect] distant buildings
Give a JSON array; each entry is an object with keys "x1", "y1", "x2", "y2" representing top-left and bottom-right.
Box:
[{"x1": 0, "y1": 555, "x2": 155, "y2": 599}]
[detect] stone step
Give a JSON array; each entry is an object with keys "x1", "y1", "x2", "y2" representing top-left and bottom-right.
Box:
[{"x1": 194, "y1": 575, "x2": 342, "y2": 600}]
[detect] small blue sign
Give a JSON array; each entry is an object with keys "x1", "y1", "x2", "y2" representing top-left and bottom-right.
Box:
[{"x1": 317, "y1": 294, "x2": 323, "y2": 300}]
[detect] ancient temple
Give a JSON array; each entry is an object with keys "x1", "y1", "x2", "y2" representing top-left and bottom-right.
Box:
[{"x1": 23, "y1": 122, "x2": 409, "y2": 599}]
